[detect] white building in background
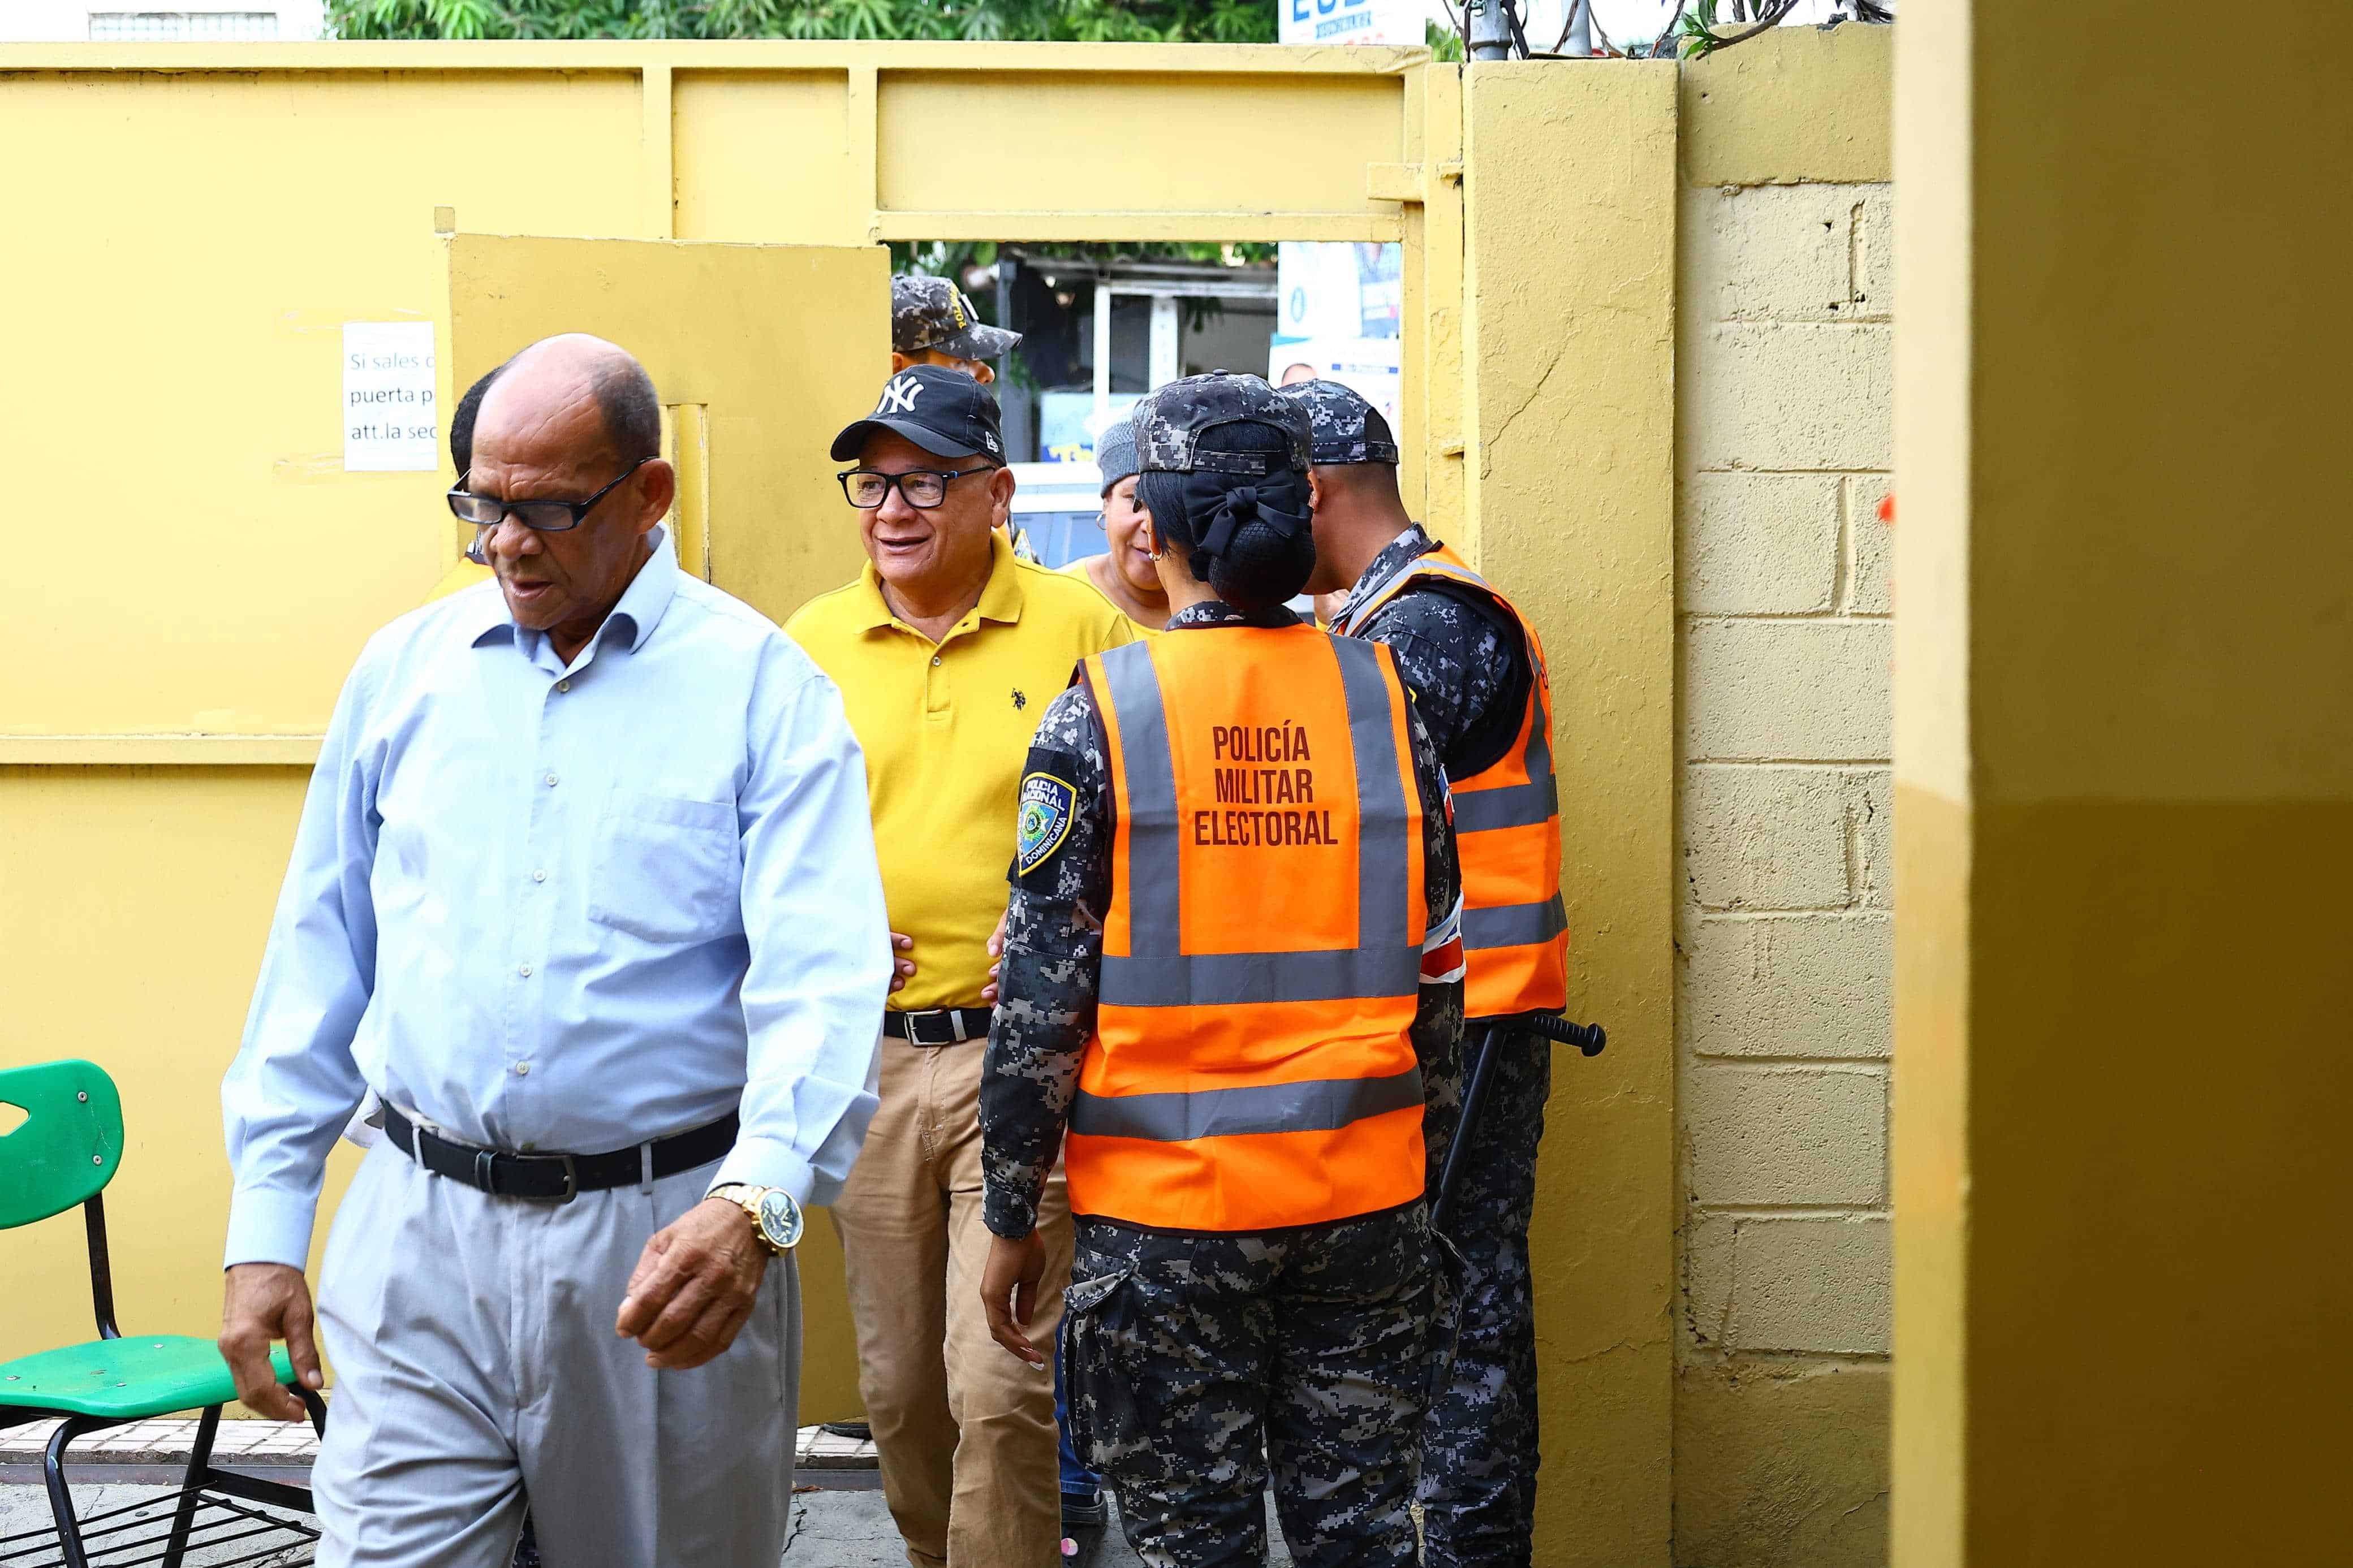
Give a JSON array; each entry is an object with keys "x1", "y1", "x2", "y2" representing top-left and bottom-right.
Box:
[{"x1": 1, "y1": 1, "x2": 327, "y2": 38}]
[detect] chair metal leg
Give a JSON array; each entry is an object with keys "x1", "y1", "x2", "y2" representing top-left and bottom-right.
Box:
[
  {"x1": 163, "y1": 1404, "x2": 223, "y2": 1568},
  {"x1": 42, "y1": 1415, "x2": 108, "y2": 1568}
]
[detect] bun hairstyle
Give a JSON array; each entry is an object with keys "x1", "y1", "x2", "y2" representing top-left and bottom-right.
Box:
[{"x1": 1137, "y1": 421, "x2": 1317, "y2": 614}]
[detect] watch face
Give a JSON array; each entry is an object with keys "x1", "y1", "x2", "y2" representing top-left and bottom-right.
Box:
[{"x1": 756, "y1": 1189, "x2": 804, "y2": 1251}]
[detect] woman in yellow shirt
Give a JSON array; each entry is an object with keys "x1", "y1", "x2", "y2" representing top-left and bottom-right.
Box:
[{"x1": 1060, "y1": 417, "x2": 1170, "y2": 632}]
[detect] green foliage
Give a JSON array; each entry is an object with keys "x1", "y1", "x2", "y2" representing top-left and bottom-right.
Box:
[{"x1": 328, "y1": 0, "x2": 1281, "y2": 43}]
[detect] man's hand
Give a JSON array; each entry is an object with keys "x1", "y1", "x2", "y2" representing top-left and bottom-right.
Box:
[
  {"x1": 980, "y1": 1230, "x2": 1048, "y2": 1367},
  {"x1": 615, "y1": 1198, "x2": 771, "y2": 1370},
  {"x1": 981, "y1": 909, "x2": 1008, "y2": 1005},
  {"x1": 218, "y1": 1263, "x2": 324, "y2": 1421},
  {"x1": 889, "y1": 932, "x2": 916, "y2": 994}
]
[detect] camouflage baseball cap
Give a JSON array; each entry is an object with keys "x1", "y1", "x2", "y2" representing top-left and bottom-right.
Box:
[
  {"x1": 891, "y1": 274, "x2": 1022, "y2": 361},
  {"x1": 1134, "y1": 371, "x2": 1312, "y2": 478},
  {"x1": 1279, "y1": 378, "x2": 1401, "y2": 465}
]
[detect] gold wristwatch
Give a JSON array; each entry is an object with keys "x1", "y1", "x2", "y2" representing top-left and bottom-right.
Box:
[{"x1": 707, "y1": 1182, "x2": 805, "y2": 1254}]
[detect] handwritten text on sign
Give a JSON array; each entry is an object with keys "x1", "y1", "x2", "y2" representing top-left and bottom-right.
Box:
[{"x1": 343, "y1": 321, "x2": 438, "y2": 472}]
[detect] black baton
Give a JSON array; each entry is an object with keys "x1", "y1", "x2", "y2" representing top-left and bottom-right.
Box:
[{"x1": 1430, "y1": 1011, "x2": 1605, "y2": 1235}]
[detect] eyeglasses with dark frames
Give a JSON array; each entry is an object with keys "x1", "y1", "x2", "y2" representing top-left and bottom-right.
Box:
[
  {"x1": 837, "y1": 465, "x2": 994, "y2": 510},
  {"x1": 447, "y1": 455, "x2": 656, "y2": 533}
]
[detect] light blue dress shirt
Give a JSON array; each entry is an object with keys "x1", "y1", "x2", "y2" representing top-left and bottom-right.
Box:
[{"x1": 222, "y1": 530, "x2": 892, "y2": 1269}]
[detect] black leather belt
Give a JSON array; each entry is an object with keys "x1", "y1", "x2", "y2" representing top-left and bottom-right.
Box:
[
  {"x1": 381, "y1": 1103, "x2": 739, "y2": 1203},
  {"x1": 882, "y1": 1007, "x2": 994, "y2": 1047}
]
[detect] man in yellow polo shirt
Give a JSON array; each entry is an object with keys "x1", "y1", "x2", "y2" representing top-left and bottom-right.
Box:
[{"x1": 788, "y1": 366, "x2": 1134, "y2": 1568}]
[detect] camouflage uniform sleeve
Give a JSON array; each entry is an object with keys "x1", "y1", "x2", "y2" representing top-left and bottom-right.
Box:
[
  {"x1": 1363, "y1": 585, "x2": 1524, "y2": 776},
  {"x1": 980, "y1": 680, "x2": 1114, "y2": 1239},
  {"x1": 1406, "y1": 698, "x2": 1468, "y2": 1194}
]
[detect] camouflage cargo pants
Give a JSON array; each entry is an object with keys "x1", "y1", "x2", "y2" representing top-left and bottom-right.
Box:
[
  {"x1": 1062, "y1": 1206, "x2": 1440, "y2": 1568},
  {"x1": 1417, "y1": 1025, "x2": 1552, "y2": 1567}
]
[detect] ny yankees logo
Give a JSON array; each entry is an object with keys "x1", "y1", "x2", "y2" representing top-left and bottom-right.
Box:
[{"x1": 878, "y1": 374, "x2": 925, "y2": 414}]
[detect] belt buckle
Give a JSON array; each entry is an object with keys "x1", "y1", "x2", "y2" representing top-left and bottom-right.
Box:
[
  {"x1": 520, "y1": 1151, "x2": 579, "y2": 1204},
  {"x1": 906, "y1": 1008, "x2": 962, "y2": 1047}
]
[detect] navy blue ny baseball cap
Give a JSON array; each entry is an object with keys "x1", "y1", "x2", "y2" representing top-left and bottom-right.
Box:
[{"x1": 830, "y1": 366, "x2": 1006, "y2": 464}]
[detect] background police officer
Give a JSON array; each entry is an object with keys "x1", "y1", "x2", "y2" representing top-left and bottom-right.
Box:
[
  {"x1": 1286, "y1": 378, "x2": 1570, "y2": 1568},
  {"x1": 976, "y1": 373, "x2": 1468, "y2": 1568},
  {"x1": 891, "y1": 273, "x2": 1021, "y2": 385}
]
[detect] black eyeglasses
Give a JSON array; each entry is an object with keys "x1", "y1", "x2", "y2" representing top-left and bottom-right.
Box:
[
  {"x1": 447, "y1": 455, "x2": 654, "y2": 533},
  {"x1": 837, "y1": 466, "x2": 993, "y2": 510}
]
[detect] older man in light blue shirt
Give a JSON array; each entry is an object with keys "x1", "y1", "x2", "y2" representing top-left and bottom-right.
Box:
[{"x1": 218, "y1": 334, "x2": 890, "y2": 1568}]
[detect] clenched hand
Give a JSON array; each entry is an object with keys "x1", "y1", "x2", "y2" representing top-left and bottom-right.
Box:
[{"x1": 614, "y1": 1198, "x2": 770, "y2": 1370}]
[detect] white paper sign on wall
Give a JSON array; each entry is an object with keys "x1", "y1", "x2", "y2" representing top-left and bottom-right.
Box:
[{"x1": 342, "y1": 321, "x2": 438, "y2": 473}]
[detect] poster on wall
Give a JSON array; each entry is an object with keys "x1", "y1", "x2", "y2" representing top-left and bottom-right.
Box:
[{"x1": 343, "y1": 321, "x2": 438, "y2": 473}]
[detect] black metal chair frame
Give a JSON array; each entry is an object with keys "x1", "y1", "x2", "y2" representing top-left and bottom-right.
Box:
[{"x1": 0, "y1": 1191, "x2": 328, "y2": 1568}]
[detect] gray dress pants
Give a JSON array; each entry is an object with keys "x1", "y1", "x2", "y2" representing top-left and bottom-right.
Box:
[{"x1": 312, "y1": 1141, "x2": 798, "y2": 1568}]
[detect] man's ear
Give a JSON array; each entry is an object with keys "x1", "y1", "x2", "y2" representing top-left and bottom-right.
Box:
[
  {"x1": 1307, "y1": 467, "x2": 1325, "y2": 513},
  {"x1": 988, "y1": 464, "x2": 1017, "y2": 528},
  {"x1": 635, "y1": 459, "x2": 679, "y2": 535},
  {"x1": 889, "y1": 351, "x2": 916, "y2": 374}
]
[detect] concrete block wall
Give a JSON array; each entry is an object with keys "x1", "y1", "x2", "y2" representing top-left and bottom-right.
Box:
[{"x1": 1674, "y1": 176, "x2": 1894, "y2": 1567}]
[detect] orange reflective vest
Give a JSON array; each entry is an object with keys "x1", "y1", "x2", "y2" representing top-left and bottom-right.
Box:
[
  {"x1": 1335, "y1": 541, "x2": 1568, "y2": 1019},
  {"x1": 1067, "y1": 625, "x2": 1430, "y2": 1233}
]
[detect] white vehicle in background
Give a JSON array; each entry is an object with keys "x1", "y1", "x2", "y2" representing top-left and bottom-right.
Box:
[{"x1": 1006, "y1": 461, "x2": 1107, "y2": 569}]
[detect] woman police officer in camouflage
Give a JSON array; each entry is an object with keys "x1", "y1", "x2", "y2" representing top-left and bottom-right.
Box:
[{"x1": 975, "y1": 372, "x2": 1468, "y2": 1567}]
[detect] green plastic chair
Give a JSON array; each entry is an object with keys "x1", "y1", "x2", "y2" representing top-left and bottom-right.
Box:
[{"x1": 0, "y1": 1059, "x2": 326, "y2": 1567}]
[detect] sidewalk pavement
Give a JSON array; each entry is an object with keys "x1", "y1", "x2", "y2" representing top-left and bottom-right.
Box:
[{"x1": 1, "y1": 1418, "x2": 1294, "y2": 1566}]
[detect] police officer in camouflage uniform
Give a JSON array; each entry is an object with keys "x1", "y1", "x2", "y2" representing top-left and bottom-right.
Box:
[
  {"x1": 891, "y1": 273, "x2": 1022, "y2": 385},
  {"x1": 974, "y1": 373, "x2": 1468, "y2": 1568},
  {"x1": 1286, "y1": 379, "x2": 1563, "y2": 1568}
]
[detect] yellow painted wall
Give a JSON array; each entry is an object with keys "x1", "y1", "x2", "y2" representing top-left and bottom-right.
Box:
[
  {"x1": 1894, "y1": 6, "x2": 2353, "y2": 1565},
  {"x1": 1673, "y1": 26, "x2": 1896, "y2": 1568},
  {"x1": 1462, "y1": 59, "x2": 1680, "y2": 1567}
]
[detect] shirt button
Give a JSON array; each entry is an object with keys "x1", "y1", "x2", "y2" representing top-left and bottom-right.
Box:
[
  {"x1": 557, "y1": 679, "x2": 571, "y2": 693},
  {"x1": 532, "y1": 870, "x2": 548, "y2": 883},
  {"x1": 514, "y1": 1062, "x2": 531, "y2": 1077},
  {"x1": 518, "y1": 964, "x2": 533, "y2": 978},
  {"x1": 545, "y1": 772, "x2": 559, "y2": 787},
  {"x1": 931, "y1": 655, "x2": 942, "y2": 667}
]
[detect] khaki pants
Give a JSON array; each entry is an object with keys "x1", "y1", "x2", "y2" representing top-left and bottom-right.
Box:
[{"x1": 834, "y1": 1035, "x2": 1074, "y2": 1568}]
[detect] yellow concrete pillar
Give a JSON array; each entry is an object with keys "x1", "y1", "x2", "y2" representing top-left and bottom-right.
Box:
[
  {"x1": 1461, "y1": 59, "x2": 1679, "y2": 1565},
  {"x1": 1894, "y1": 6, "x2": 2353, "y2": 1565}
]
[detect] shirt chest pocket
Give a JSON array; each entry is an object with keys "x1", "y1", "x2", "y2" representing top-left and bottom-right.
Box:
[{"x1": 587, "y1": 789, "x2": 744, "y2": 944}]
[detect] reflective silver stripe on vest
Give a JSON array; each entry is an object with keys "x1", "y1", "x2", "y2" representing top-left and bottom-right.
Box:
[
  {"x1": 1098, "y1": 643, "x2": 1182, "y2": 958},
  {"x1": 1453, "y1": 715, "x2": 1557, "y2": 833},
  {"x1": 1462, "y1": 895, "x2": 1567, "y2": 951},
  {"x1": 1071, "y1": 1066, "x2": 1424, "y2": 1143},
  {"x1": 1099, "y1": 632, "x2": 1419, "y2": 1008},
  {"x1": 1102, "y1": 945, "x2": 1425, "y2": 1007},
  {"x1": 1333, "y1": 634, "x2": 1412, "y2": 957},
  {"x1": 1453, "y1": 772, "x2": 1558, "y2": 833}
]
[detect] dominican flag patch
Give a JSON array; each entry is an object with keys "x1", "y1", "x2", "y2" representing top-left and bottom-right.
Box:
[{"x1": 1421, "y1": 897, "x2": 1467, "y2": 986}]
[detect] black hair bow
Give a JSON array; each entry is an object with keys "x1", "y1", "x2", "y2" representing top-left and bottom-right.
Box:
[{"x1": 1193, "y1": 484, "x2": 1311, "y2": 577}]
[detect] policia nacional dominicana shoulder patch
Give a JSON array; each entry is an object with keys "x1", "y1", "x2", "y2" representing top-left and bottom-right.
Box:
[{"x1": 1016, "y1": 769, "x2": 1076, "y2": 876}]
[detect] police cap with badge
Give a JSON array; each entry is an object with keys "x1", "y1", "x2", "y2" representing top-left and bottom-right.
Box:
[
  {"x1": 1277, "y1": 378, "x2": 1400, "y2": 466},
  {"x1": 1134, "y1": 370, "x2": 1315, "y2": 584},
  {"x1": 891, "y1": 274, "x2": 1023, "y2": 362}
]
